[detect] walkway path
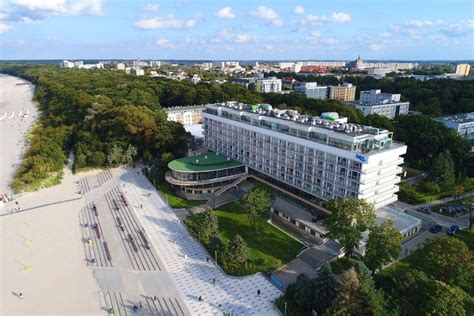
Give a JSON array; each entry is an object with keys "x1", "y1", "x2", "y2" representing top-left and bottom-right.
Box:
[{"x1": 118, "y1": 167, "x2": 282, "y2": 316}]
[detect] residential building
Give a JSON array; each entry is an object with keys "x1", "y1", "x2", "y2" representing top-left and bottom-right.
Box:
[
  {"x1": 349, "y1": 101, "x2": 409, "y2": 119},
  {"x1": 221, "y1": 61, "x2": 240, "y2": 68},
  {"x1": 328, "y1": 83, "x2": 356, "y2": 101},
  {"x1": 74, "y1": 61, "x2": 84, "y2": 68},
  {"x1": 349, "y1": 56, "x2": 416, "y2": 72},
  {"x1": 130, "y1": 67, "x2": 144, "y2": 76},
  {"x1": 116, "y1": 63, "x2": 126, "y2": 70},
  {"x1": 189, "y1": 74, "x2": 201, "y2": 84},
  {"x1": 434, "y1": 112, "x2": 474, "y2": 148},
  {"x1": 164, "y1": 105, "x2": 206, "y2": 126},
  {"x1": 232, "y1": 77, "x2": 257, "y2": 89},
  {"x1": 293, "y1": 82, "x2": 328, "y2": 100},
  {"x1": 455, "y1": 64, "x2": 471, "y2": 77},
  {"x1": 281, "y1": 77, "x2": 298, "y2": 90},
  {"x1": 256, "y1": 77, "x2": 282, "y2": 93},
  {"x1": 59, "y1": 60, "x2": 75, "y2": 68},
  {"x1": 360, "y1": 89, "x2": 401, "y2": 103},
  {"x1": 347, "y1": 90, "x2": 409, "y2": 119},
  {"x1": 203, "y1": 102, "x2": 407, "y2": 209}
]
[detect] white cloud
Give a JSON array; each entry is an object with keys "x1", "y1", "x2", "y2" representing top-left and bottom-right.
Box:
[
  {"x1": 11, "y1": 0, "x2": 103, "y2": 16},
  {"x1": 212, "y1": 27, "x2": 258, "y2": 44},
  {"x1": 369, "y1": 44, "x2": 385, "y2": 51},
  {"x1": 136, "y1": 15, "x2": 182, "y2": 29},
  {"x1": 156, "y1": 37, "x2": 173, "y2": 48},
  {"x1": 272, "y1": 19, "x2": 283, "y2": 27},
  {"x1": 266, "y1": 44, "x2": 273, "y2": 50},
  {"x1": 251, "y1": 5, "x2": 278, "y2": 20},
  {"x1": 439, "y1": 19, "x2": 474, "y2": 37},
  {"x1": 293, "y1": 6, "x2": 304, "y2": 15},
  {"x1": 19, "y1": 16, "x2": 41, "y2": 24},
  {"x1": 401, "y1": 20, "x2": 432, "y2": 28},
  {"x1": 308, "y1": 30, "x2": 321, "y2": 39},
  {"x1": 250, "y1": 5, "x2": 282, "y2": 26},
  {"x1": 186, "y1": 18, "x2": 196, "y2": 28},
  {"x1": 216, "y1": 6, "x2": 235, "y2": 19},
  {"x1": 297, "y1": 11, "x2": 350, "y2": 31},
  {"x1": 320, "y1": 37, "x2": 338, "y2": 45},
  {"x1": 235, "y1": 34, "x2": 251, "y2": 43},
  {"x1": 144, "y1": 3, "x2": 159, "y2": 12},
  {"x1": 0, "y1": 22, "x2": 14, "y2": 33}
]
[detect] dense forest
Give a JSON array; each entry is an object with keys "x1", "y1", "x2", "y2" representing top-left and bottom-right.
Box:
[
  {"x1": 1, "y1": 65, "x2": 471, "y2": 191},
  {"x1": 268, "y1": 72, "x2": 474, "y2": 116}
]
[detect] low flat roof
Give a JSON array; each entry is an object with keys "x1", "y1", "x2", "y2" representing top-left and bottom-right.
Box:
[{"x1": 168, "y1": 152, "x2": 244, "y2": 173}]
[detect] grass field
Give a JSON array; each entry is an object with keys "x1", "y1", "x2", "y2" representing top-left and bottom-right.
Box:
[
  {"x1": 185, "y1": 202, "x2": 304, "y2": 276},
  {"x1": 156, "y1": 180, "x2": 206, "y2": 209}
]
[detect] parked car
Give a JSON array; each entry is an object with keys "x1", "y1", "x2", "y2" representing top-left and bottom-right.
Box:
[
  {"x1": 429, "y1": 224, "x2": 442, "y2": 233},
  {"x1": 416, "y1": 207, "x2": 431, "y2": 214},
  {"x1": 447, "y1": 225, "x2": 460, "y2": 236}
]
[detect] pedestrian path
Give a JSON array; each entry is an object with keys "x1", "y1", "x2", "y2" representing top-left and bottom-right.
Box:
[{"x1": 119, "y1": 168, "x2": 282, "y2": 316}]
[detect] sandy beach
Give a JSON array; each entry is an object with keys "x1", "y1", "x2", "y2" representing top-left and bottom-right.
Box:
[{"x1": 0, "y1": 74, "x2": 38, "y2": 197}]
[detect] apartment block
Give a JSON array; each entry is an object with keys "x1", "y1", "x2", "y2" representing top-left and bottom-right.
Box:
[
  {"x1": 293, "y1": 82, "x2": 328, "y2": 100},
  {"x1": 328, "y1": 83, "x2": 356, "y2": 101}
]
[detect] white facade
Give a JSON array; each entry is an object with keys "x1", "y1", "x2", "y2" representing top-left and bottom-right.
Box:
[
  {"x1": 293, "y1": 82, "x2": 328, "y2": 100},
  {"x1": 256, "y1": 77, "x2": 282, "y2": 93},
  {"x1": 435, "y1": 113, "x2": 474, "y2": 145},
  {"x1": 203, "y1": 102, "x2": 407, "y2": 209},
  {"x1": 116, "y1": 63, "x2": 126, "y2": 70},
  {"x1": 455, "y1": 64, "x2": 471, "y2": 77},
  {"x1": 59, "y1": 60, "x2": 75, "y2": 68},
  {"x1": 130, "y1": 67, "x2": 145, "y2": 76},
  {"x1": 360, "y1": 90, "x2": 401, "y2": 103},
  {"x1": 351, "y1": 102, "x2": 410, "y2": 119}
]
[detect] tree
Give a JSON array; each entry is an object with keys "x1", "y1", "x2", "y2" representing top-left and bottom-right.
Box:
[
  {"x1": 354, "y1": 262, "x2": 389, "y2": 315},
  {"x1": 430, "y1": 150, "x2": 456, "y2": 187},
  {"x1": 123, "y1": 144, "x2": 137, "y2": 165},
  {"x1": 291, "y1": 274, "x2": 314, "y2": 309},
  {"x1": 332, "y1": 268, "x2": 364, "y2": 315},
  {"x1": 198, "y1": 209, "x2": 219, "y2": 243},
  {"x1": 364, "y1": 220, "x2": 403, "y2": 273},
  {"x1": 324, "y1": 198, "x2": 376, "y2": 257},
  {"x1": 226, "y1": 234, "x2": 247, "y2": 265},
  {"x1": 417, "y1": 236, "x2": 472, "y2": 290},
  {"x1": 454, "y1": 184, "x2": 465, "y2": 200},
  {"x1": 364, "y1": 114, "x2": 394, "y2": 132},
  {"x1": 313, "y1": 263, "x2": 337, "y2": 313},
  {"x1": 241, "y1": 185, "x2": 272, "y2": 233},
  {"x1": 394, "y1": 269, "x2": 467, "y2": 316}
]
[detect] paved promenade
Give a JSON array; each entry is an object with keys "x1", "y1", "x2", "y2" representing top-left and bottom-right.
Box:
[{"x1": 118, "y1": 167, "x2": 282, "y2": 315}]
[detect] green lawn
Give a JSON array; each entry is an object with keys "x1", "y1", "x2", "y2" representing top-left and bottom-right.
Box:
[
  {"x1": 156, "y1": 180, "x2": 206, "y2": 209},
  {"x1": 185, "y1": 202, "x2": 304, "y2": 276},
  {"x1": 330, "y1": 257, "x2": 359, "y2": 274}
]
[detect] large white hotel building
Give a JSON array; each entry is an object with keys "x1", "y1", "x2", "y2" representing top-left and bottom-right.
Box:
[{"x1": 203, "y1": 102, "x2": 407, "y2": 209}]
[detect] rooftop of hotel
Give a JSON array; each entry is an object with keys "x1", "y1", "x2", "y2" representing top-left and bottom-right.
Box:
[
  {"x1": 434, "y1": 112, "x2": 474, "y2": 124},
  {"x1": 168, "y1": 152, "x2": 243, "y2": 172},
  {"x1": 207, "y1": 101, "x2": 392, "y2": 138}
]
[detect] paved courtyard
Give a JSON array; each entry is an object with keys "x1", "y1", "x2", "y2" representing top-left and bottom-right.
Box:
[{"x1": 117, "y1": 167, "x2": 283, "y2": 315}]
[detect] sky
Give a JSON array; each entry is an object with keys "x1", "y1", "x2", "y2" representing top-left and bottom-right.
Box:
[{"x1": 0, "y1": 0, "x2": 473, "y2": 60}]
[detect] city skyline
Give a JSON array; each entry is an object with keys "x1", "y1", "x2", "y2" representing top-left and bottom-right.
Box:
[{"x1": 0, "y1": 0, "x2": 473, "y2": 60}]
